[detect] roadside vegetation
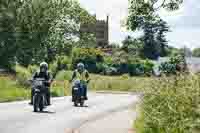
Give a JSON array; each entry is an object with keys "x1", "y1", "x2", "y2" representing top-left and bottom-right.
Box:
[
  {"x1": 0, "y1": 0, "x2": 199, "y2": 132},
  {"x1": 134, "y1": 74, "x2": 200, "y2": 133}
]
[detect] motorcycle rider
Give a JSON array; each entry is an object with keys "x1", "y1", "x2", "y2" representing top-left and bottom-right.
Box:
[
  {"x1": 29, "y1": 62, "x2": 52, "y2": 105},
  {"x1": 71, "y1": 63, "x2": 90, "y2": 101}
]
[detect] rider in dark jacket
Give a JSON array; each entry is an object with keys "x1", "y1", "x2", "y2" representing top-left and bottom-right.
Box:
[{"x1": 30, "y1": 62, "x2": 52, "y2": 105}]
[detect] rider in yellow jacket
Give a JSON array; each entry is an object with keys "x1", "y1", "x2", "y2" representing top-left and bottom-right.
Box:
[{"x1": 71, "y1": 63, "x2": 90, "y2": 100}]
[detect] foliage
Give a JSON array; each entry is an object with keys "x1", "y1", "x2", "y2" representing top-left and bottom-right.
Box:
[
  {"x1": 49, "y1": 61, "x2": 58, "y2": 78},
  {"x1": 193, "y1": 48, "x2": 200, "y2": 57},
  {"x1": 0, "y1": 0, "x2": 95, "y2": 68},
  {"x1": 28, "y1": 65, "x2": 39, "y2": 74},
  {"x1": 134, "y1": 74, "x2": 200, "y2": 133},
  {"x1": 126, "y1": 0, "x2": 180, "y2": 60},
  {"x1": 122, "y1": 36, "x2": 144, "y2": 57},
  {"x1": 72, "y1": 48, "x2": 104, "y2": 73},
  {"x1": 56, "y1": 56, "x2": 72, "y2": 71},
  {"x1": 15, "y1": 65, "x2": 31, "y2": 87},
  {"x1": 0, "y1": 76, "x2": 30, "y2": 102},
  {"x1": 0, "y1": 0, "x2": 19, "y2": 69},
  {"x1": 77, "y1": 33, "x2": 96, "y2": 48},
  {"x1": 159, "y1": 55, "x2": 186, "y2": 74},
  {"x1": 55, "y1": 70, "x2": 72, "y2": 81},
  {"x1": 159, "y1": 62, "x2": 176, "y2": 75},
  {"x1": 127, "y1": 0, "x2": 183, "y2": 31}
]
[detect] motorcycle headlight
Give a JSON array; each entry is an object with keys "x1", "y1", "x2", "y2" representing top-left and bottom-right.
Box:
[
  {"x1": 73, "y1": 87, "x2": 79, "y2": 90},
  {"x1": 35, "y1": 89, "x2": 40, "y2": 92}
]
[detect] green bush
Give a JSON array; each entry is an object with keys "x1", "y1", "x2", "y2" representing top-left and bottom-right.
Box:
[
  {"x1": 72, "y1": 48, "x2": 104, "y2": 73},
  {"x1": 143, "y1": 59, "x2": 154, "y2": 75},
  {"x1": 49, "y1": 61, "x2": 58, "y2": 78},
  {"x1": 15, "y1": 65, "x2": 31, "y2": 87},
  {"x1": 159, "y1": 55, "x2": 186, "y2": 75},
  {"x1": 56, "y1": 56, "x2": 72, "y2": 71},
  {"x1": 134, "y1": 74, "x2": 200, "y2": 133},
  {"x1": 0, "y1": 76, "x2": 30, "y2": 102},
  {"x1": 55, "y1": 70, "x2": 72, "y2": 81},
  {"x1": 159, "y1": 62, "x2": 176, "y2": 74},
  {"x1": 28, "y1": 65, "x2": 39, "y2": 74}
]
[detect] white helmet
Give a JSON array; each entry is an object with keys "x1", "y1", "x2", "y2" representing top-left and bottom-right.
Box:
[{"x1": 40, "y1": 62, "x2": 48, "y2": 72}]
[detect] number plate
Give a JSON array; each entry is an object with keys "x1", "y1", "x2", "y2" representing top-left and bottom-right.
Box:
[
  {"x1": 35, "y1": 81, "x2": 43, "y2": 86},
  {"x1": 73, "y1": 88, "x2": 78, "y2": 90}
]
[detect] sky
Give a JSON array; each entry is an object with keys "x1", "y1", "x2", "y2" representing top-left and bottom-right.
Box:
[{"x1": 79, "y1": 0, "x2": 200, "y2": 49}]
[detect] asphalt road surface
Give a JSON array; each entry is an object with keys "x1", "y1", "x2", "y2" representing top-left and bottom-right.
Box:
[{"x1": 0, "y1": 93, "x2": 139, "y2": 133}]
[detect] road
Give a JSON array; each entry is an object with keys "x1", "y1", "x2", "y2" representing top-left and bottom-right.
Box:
[{"x1": 0, "y1": 93, "x2": 139, "y2": 133}]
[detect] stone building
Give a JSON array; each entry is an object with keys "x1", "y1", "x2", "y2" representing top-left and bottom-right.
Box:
[{"x1": 80, "y1": 15, "x2": 109, "y2": 48}]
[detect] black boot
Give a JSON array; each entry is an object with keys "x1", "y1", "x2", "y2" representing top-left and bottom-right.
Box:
[{"x1": 46, "y1": 90, "x2": 51, "y2": 106}]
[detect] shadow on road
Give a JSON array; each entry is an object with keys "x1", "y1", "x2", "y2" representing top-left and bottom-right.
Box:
[{"x1": 33, "y1": 111, "x2": 56, "y2": 114}]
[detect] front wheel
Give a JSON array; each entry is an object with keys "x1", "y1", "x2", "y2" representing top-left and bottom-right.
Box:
[
  {"x1": 80, "y1": 100, "x2": 84, "y2": 107},
  {"x1": 74, "y1": 101, "x2": 78, "y2": 107},
  {"x1": 39, "y1": 102, "x2": 44, "y2": 112},
  {"x1": 33, "y1": 95, "x2": 39, "y2": 112}
]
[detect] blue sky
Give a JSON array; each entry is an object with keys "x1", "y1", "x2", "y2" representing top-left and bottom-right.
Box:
[{"x1": 79, "y1": 0, "x2": 200, "y2": 49}]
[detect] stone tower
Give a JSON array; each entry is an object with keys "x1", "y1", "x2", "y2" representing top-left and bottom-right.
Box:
[{"x1": 80, "y1": 15, "x2": 109, "y2": 48}]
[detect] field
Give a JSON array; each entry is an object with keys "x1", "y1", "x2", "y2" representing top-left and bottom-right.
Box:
[{"x1": 0, "y1": 72, "x2": 156, "y2": 102}]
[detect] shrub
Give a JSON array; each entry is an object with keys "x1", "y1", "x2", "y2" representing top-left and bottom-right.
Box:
[
  {"x1": 15, "y1": 65, "x2": 31, "y2": 87},
  {"x1": 143, "y1": 59, "x2": 154, "y2": 75},
  {"x1": 72, "y1": 48, "x2": 104, "y2": 73},
  {"x1": 0, "y1": 76, "x2": 30, "y2": 102},
  {"x1": 134, "y1": 74, "x2": 200, "y2": 133},
  {"x1": 49, "y1": 61, "x2": 58, "y2": 78},
  {"x1": 55, "y1": 70, "x2": 72, "y2": 81},
  {"x1": 56, "y1": 56, "x2": 72, "y2": 71},
  {"x1": 96, "y1": 63, "x2": 108, "y2": 74},
  {"x1": 159, "y1": 55, "x2": 186, "y2": 75},
  {"x1": 28, "y1": 65, "x2": 39, "y2": 74},
  {"x1": 159, "y1": 62, "x2": 176, "y2": 75}
]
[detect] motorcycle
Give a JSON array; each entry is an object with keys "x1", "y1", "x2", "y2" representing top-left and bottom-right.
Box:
[
  {"x1": 72, "y1": 80, "x2": 85, "y2": 107},
  {"x1": 31, "y1": 78, "x2": 48, "y2": 112}
]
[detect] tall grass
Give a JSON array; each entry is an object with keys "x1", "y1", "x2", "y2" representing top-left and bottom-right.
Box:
[
  {"x1": 134, "y1": 74, "x2": 200, "y2": 133},
  {"x1": 89, "y1": 74, "x2": 155, "y2": 92},
  {"x1": 0, "y1": 76, "x2": 30, "y2": 102}
]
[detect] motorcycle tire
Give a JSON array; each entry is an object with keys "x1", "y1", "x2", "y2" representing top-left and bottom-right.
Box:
[
  {"x1": 33, "y1": 95, "x2": 38, "y2": 112},
  {"x1": 80, "y1": 100, "x2": 84, "y2": 107},
  {"x1": 74, "y1": 101, "x2": 78, "y2": 107}
]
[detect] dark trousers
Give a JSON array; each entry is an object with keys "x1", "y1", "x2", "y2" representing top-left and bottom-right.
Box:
[{"x1": 82, "y1": 84, "x2": 87, "y2": 98}]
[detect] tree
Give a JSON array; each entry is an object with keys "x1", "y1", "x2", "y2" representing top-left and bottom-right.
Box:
[
  {"x1": 77, "y1": 33, "x2": 96, "y2": 48},
  {"x1": 142, "y1": 20, "x2": 160, "y2": 60},
  {"x1": 155, "y1": 19, "x2": 170, "y2": 57},
  {"x1": 126, "y1": 0, "x2": 178, "y2": 60},
  {"x1": 0, "y1": 0, "x2": 20, "y2": 69},
  {"x1": 193, "y1": 48, "x2": 200, "y2": 57},
  {"x1": 122, "y1": 36, "x2": 144, "y2": 57},
  {"x1": 127, "y1": 0, "x2": 183, "y2": 31},
  {"x1": 0, "y1": 0, "x2": 95, "y2": 68}
]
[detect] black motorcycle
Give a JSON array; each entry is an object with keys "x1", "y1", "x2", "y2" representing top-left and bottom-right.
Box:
[
  {"x1": 72, "y1": 80, "x2": 85, "y2": 107},
  {"x1": 31, "y1": 78, "x2": 48, "y2": 112}
]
